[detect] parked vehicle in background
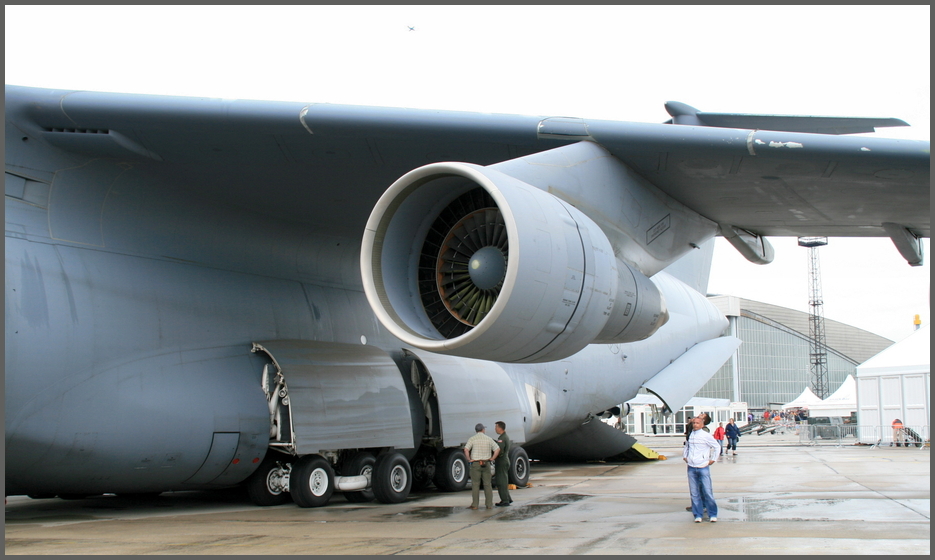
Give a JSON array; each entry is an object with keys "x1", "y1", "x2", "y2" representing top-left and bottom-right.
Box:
[{"x1": 807, "y1": 416, "x2": 856, "y2": 439}]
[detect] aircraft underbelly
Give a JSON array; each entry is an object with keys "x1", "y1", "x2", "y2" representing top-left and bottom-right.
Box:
[{"x1": 3, "y1": 342, "x2": 270, "y2": 495}]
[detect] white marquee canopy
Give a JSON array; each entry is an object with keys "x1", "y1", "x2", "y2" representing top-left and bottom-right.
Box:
[{"x1": 781, "y1": 386, "x2": 824, "y2": 410}]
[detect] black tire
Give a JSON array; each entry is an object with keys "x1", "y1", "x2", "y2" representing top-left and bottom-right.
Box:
[
  {"x1": 408, "y1": 450, "x2": 436, "y2": 492},
  {"x1": 342, "y1": 452, "x2": 376, "y2": 503},
  {"x1": 508, "y1": 446, "x2": 530, "y2": 487},
  {"x1": 433, "y1": 448, "x2": 468, "y2": 492},
  {"x1": 245, "y1": 454, "x2": 292, "y2": 506},
  {"x1": 290, "y1": 455, "x2": 335, "y2": 508},
  {"x1": 372, "y1": 452, "x2": 412, "y2": 504}
]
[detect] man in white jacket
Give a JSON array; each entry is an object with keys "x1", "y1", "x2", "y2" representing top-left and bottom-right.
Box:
[{"x1": 682, "y1": 416, "x2": 721, "y2": 523}]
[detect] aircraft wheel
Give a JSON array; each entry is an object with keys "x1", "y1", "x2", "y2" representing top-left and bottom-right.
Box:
[
  {"x1": 508, "y1": 446, "x2": 530, "y2": 487},
  {"x1": 409, "y1": 451, "x2": 436, "y2": 491},
  {"x1": 433, "y1": 448, "x2": 468, "y2": 492},
  {"x1": 342, "y1": 452, "x2": 376, "y2": 503},
  {"x1": 245, "y1": 454, "x2": 292, "y2": 506},
  {"x1": 372, "y1": 452, "x2": 412, "y2": 504},
  {"x1": 291, "y1": 455, "x2": 334, "y2": 508}
]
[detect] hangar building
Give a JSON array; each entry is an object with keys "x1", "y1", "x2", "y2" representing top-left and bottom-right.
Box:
[{"x1": 697, "y1": 295, "x2": 893, "y2": 412}]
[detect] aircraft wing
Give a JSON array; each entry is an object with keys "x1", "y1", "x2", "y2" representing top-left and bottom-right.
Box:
[
  {"x1": 6, "y1": 85, "x2": 928, "y2": 245},
  {"x1": 582, "y1": 121, "x2": 929, "y2": 239}
]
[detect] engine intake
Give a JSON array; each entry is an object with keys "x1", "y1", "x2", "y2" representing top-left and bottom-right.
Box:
[{"x1": 361, "y1": 159, "x2": 667, "y2": 363}]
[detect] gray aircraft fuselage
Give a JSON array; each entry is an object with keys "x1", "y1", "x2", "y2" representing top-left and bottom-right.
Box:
[
  {"x1": 9, "y1": 86, "x2": 924, "y2": 500},
  {"x1": 4, "y1": 89, "x2": 724, "y2": 497},
  {"x1": 4, "y1": 152, "x2": 722, "y2": 494}
]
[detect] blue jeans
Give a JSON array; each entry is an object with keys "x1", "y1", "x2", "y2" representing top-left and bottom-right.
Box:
[
  {"x1": 687, "y1": 466, "x2": 718, "y2": 519},
  {"x1": 727, "y1": 436, "x2": 738, "y2": 451}
]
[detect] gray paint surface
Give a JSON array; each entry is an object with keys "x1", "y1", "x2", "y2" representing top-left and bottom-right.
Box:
[
  {"x1": 4, "y1": 85, "x2": 928, "y2": 497},
  {"x1": 403, "y1": 349, "x2": 526, "y2": 447},
  {"x1": 255, "y1": 341, "x2": 414, "y2": 454}
]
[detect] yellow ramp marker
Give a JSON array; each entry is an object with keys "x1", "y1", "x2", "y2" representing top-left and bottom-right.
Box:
[{"x1": 629, "y1": 443, "x2": 664, "y2": 460}]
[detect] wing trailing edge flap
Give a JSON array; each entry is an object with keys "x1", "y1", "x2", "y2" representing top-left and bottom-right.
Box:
[
  {"x1": 664, "y1": 101, "x2": 909, "y2": 135},
  {"x1": 641, "y1": 336, "x2": 742, "y2": 414}
]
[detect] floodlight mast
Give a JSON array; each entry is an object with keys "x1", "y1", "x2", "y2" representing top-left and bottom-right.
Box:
[{"x1": 798, "y1": 237, "x2": 829, "y2": 399}]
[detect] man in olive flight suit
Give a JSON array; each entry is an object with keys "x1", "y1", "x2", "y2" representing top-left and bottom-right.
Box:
[{"x1": 494, "y1": 421, "x2": 513, "y2": 507}]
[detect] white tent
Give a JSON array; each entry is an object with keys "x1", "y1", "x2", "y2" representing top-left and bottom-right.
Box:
[
  {"x1": 808, "y1": 375, "x2": 857, "y2": 417},
  {"x1": 856, "y1": 324, "x2": 930, "y2": 441},
  {"x1": 781, "y1": 386, "x2": 823, "y2": 410}
]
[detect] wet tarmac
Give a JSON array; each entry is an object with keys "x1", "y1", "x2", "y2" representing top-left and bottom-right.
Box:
[{"x1": 5, "y1": 433, "x2": 929, "y2": 554}]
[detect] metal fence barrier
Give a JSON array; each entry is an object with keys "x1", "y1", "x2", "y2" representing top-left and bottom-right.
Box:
[{"x1": 798, "y1": 424, "x2": 929, "y2": 448}]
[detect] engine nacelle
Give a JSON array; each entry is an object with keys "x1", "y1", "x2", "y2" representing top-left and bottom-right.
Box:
[{"x1": 361, "y1": 160, "x2": 667, "y2": 363}]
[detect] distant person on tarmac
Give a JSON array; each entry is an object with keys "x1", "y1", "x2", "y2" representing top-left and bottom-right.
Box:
[
  {"x1": 713, "y1": 422, "x2": 726, "y2": 456},
  {"x1": 684, "y1": 412, "x2": 711, "y2": 441},
  {"x1": 892, "y1": 419, "x2": 905, "y2": 447},
  {"x1": 725, "y1": 418, "x2": 741, "y2": 455}
]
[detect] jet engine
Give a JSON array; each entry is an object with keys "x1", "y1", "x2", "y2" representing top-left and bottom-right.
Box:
[{"x1": 361, "y1": 158, "x2": 667, "y2": 363}]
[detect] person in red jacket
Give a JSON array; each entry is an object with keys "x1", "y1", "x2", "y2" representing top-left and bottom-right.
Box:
[
  {"x1": 892, "y1": 419, "x2": 905, "y2": 447},
  {"x1": 713, "y1": 422, "x2": 726, "y2": 456}
]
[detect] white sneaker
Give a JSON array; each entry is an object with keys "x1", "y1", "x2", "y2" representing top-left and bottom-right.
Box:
[
  {"x1": 694, "y1": 518, "x2": 702, "y2": 523},
  {"x1": 710, "y1": 517, "x2": 718, "y2": 523}
]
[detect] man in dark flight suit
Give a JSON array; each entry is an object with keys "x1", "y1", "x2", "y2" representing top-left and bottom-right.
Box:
[{"x1": 494, "y1": 421, "x2": 513, "y2": 507}]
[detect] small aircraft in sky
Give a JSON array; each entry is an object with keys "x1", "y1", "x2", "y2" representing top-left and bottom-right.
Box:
[{"x1": 4, "y1": 85, "x2": 928, "y2": 506}]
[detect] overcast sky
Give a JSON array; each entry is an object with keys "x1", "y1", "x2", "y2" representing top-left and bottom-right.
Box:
[{"x1": 5, "y1": 5, "x2": 930, "y2": 343}]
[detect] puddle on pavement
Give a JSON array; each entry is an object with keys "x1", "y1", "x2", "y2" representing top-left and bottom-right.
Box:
[
  {"x1": 490, "y1": 494, "x2": 591, "y2": 521},
  {"x1": 495, "y1": 503, "x2": 567, "y2": 521},
  {"x1": 379, "y1": 497, "x2": 590, "y2": 522},
  {"x1": 723, "y1": 497, "x2": 856, "y2": 522},
  {"x1": 544, "y1": 493, "x2": 591, "y2": 503},
  {"x1": 382, "y1": 506, "x2": 463, "y2": 520}
]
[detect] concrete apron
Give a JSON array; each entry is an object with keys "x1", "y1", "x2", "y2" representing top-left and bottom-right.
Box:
[{"x1": 5, "y1": 433, "x2": 930, "y2": 555}]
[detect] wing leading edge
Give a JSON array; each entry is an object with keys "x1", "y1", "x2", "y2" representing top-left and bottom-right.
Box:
[{"x1": 6, "y1": 85, "x2": 928, "y2": 249}]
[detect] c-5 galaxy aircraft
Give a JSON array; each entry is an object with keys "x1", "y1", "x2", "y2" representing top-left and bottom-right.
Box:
[{"x1": 5, "y1": 86, "x2": 929, "y2": 507}]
